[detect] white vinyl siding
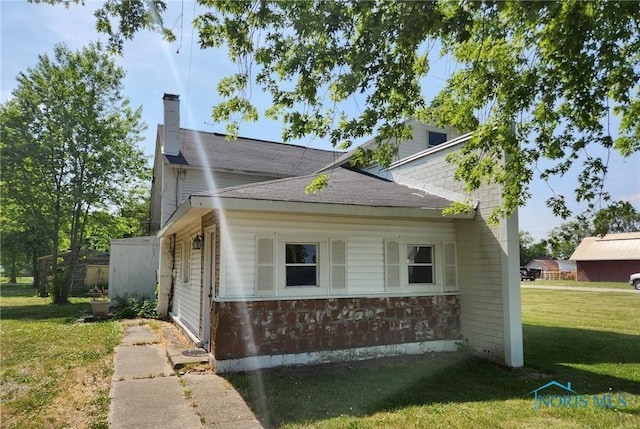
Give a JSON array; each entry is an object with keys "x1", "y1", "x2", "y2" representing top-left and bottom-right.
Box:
[
  {"x1": 395, "y1": 120, "x2": 461, "y2": 161},
  {"x1": 219, "y1": 211, "x2": 455, "y2": 298},
  {"x1": 171, "y1": 226, "x2": 203, "y2": 339}
]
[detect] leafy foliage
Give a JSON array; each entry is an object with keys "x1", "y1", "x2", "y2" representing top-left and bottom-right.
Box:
[
  {"x1": 1, "y1": 42, "x2": 148, "y2": 303},
  {"x1": 84, "y1": 184, "x2": 152, "y2": 251},
  {"x1": 545, "y1": 218, "x2": 594, "y2": 260},
  {"x1": 198, "y1": 0, "x2": 639, "y2": 222},
  {"x1": 46, "y1": 268, "x2": 67, "y2": 303},
  {"x1": 549, "y1": 202, "x2": 640, "y2": 259},
  {"x1": 112, "y1": 294, "x2": 157, "y2": 319},
  {"x1": 36, "y1": 0, "x2": 639, "y2": 224},
  {"x1": 518, "y1": 231, "x2": 549, "y2": 266},
  {"x1": 592, "y1": 201, "x2": 640, "y2": 236},
  {"x1": 304, "y1": 173, "x2": 329, "y2": 194}
]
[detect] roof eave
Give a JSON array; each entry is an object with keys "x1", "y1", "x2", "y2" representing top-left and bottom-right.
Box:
[
  {"x1": 157, "y1": 196, "x2": 212, "y2": 237},
  {"x1": 158, "y1": 195, "x2": 474, "y2": 236}
]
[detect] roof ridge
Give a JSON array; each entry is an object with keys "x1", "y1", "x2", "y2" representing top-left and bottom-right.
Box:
[{"x1": 162, "y1": 125, "x2": 342, "y2": 154}]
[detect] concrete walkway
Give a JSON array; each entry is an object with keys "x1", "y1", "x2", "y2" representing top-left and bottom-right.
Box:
[
  {"x1": 522, "y1": 285, "x2": 639, "y2": 293},
  {"x1": 109, "y1": 323, "x2": 263, "y2": 429}
]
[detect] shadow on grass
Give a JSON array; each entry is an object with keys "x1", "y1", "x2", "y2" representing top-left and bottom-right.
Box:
[
  {"x1": 0, "y1": 302, "x2": 91, "y2": 321},
  {"x1": 223, "y1": 324, "x2": 640, "y2": 427},
  {"x1": 1, "y1": 283, "x2": 90, "y2": 321},
  {"x1": 0, "y1": 282, "x2": 38, "y2": 297}
]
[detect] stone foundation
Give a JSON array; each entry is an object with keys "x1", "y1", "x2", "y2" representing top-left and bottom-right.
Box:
[{"x1": 210, "y1": 295, "x2": 461, "y2": 362}]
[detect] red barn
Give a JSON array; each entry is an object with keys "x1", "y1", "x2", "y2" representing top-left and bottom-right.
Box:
[{"x1": 570, "y1": 232, "x2": 640, "y2": 282}]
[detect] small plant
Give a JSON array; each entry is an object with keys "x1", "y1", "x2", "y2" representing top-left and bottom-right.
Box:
[
  {"x1": 87, "y1": 283, "x2": 111, "y2": 317},
  {"x1": 88, "y1": 284, "x2": 110, "y2": 302},
  {"x1": 46, "y1": 268, "x2": 66, "y2": 302},
  {"x1": 112, "y1": 294, "x2": 157, "y2": 319}
]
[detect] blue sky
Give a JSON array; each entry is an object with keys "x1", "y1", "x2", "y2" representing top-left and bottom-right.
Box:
[{"x1": 2, "y1": 1, "x2": 638, "y2": 241}]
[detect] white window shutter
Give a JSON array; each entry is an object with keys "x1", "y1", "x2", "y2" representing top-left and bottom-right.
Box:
[
  {"x1": 385, "y1": 239, "x2": 400, "y2": 291},
  {"x1": 443, "y1": 241, "x2": 457, "y2": 290},
  {"x1": 256, "y1": 236, "x2": 275, "y2": 293},
  {"x1": 331, "y1": 239, "x2": 347, "y2": 291}
]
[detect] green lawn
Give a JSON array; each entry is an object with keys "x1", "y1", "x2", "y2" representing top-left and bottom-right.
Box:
[
  {"x1": 225, "y1": 289, "x2": 640, "y2": 428},
  {"x1": 522, "y1": 279, "x2": 632, "y2": 290},
  {"x1": 0, "y1": 282, "x2": 122, "y2": 429},
  {"x1": 2, "y1": 282, "x2": 638, "y2": 428},
  {"x1": 0, "y1": 277, "x2": 35, "y2": 285}
]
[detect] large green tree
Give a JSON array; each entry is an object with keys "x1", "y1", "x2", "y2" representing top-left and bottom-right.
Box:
[
  {"x1": 545, "y1": 202, "x2": 639, "y2": 259},
  {"x1": 38, "y1": 0, "x2": 640, "y2": 223},
  {"x1": 1, "y1": 42, "x2": 147, "y2": 302},
  {"x1": 518, "y1": 231, "x2": 550, "y2": 266},
  {"x1": 1, "y1": 98, "x2": 56, "y2": 291},
  {"x1": 592, "y1": 201, "x2": 640, "y2": 236},
  {"x1": 546, "y1": 217, "x2": 594, "y2": 260},
  {"x1": 84, "y1": 183, "x2": 152, "y2": 251}
]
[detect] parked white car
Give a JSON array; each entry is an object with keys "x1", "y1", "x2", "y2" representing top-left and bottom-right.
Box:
[{"x1": 630, "y1": 273, "x2": 640, "y2": 290}]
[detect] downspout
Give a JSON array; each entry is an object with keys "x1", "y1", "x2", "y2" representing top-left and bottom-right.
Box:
[{"x1": 167, "y1": 234, "x2": 176, "y2": 314}]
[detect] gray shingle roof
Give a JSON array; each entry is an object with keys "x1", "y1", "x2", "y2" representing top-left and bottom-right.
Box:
[
  {"x1": 160, "y1": 126, "x2": 342, "y2": 177},
  {"x1": 204, "y1": 167, "x2": 453, "y2": 209}
]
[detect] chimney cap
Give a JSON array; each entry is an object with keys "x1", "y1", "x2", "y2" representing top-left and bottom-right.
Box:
[{"x1": 163, "y1": 93, "x2": 179, "y2": 100}]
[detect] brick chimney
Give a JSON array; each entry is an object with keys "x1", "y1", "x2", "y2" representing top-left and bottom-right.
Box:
[{"x1": 162, "y1": 93, "x2": 180, "y2": 156}]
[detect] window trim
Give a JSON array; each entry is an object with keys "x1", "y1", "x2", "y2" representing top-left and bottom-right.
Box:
[
  {"x1": 275, "y1": 234, "x2": 331, "y2": 297},
  {"x1": 384, "y1": 237, "x2": 447, "y2": 293},
  {"x1": 285, "y1": 243, "x2": 319, "y2": 287},
  {"x1": 406, "y1": 244, "x2": 435, "y2": 285}
]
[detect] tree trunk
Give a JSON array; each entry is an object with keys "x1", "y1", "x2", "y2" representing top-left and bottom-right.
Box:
[
  {"x1": 32, "y1": 247, "x2": 44, "y2": 297},
  {"x1": 51, "y1": 218, "x2": 63, "y2": 303},
  {"x1": 9, "y1": 259, "x2": 18, "y2": 284},
  {"x1": 60, "y1": 201, "x2": 85, "y2": 302}
]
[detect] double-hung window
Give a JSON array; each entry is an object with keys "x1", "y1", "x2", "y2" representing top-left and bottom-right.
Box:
[
  {"x1": 407, "y1": 245, "x2": 434, "y2": 284},
  {"x1": 285, "y1": 243, "x2": 318, "y2": 287}
]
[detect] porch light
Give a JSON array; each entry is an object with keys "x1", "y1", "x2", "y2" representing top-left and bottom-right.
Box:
[{"x1": 192, "y1": 234, "x2": 204, "y2": 250}]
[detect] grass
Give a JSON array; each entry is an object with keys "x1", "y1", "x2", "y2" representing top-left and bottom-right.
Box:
[
  {"x1": 0, "y1": 282, "x2": 122, "y2": 429},
  {"x1": 2, "y1": 280, "x2": 638, "y2": 428},
  {"x1": 522, "y1": 279, "x2": 632, "y2": 290},
  {"x1": 0, "y1": 277, "x2": 35, "y2": 285},
  {"x1": 225, "y1": 289, "x2": 640, "y2": 428}
]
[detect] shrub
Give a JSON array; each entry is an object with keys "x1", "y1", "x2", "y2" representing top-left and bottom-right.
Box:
[
  {"x1": 112, "y1": 294, "x2": 157, "y2": 319},
  {"x1": 46, "y1": 268, "x2": 66, "y2": 303}
]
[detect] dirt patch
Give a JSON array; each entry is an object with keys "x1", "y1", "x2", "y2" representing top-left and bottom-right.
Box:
[
  {"x1": 41, "y1": 355, "x2": 113, "y2": 429},
  {"x1": 157, "y1": 320, "x2": 197, "y2": 349}
]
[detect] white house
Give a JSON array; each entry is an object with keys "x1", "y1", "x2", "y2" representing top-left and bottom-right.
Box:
[{"x1": 152, "y1": 94, "x2": 523, "y2": 373}]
